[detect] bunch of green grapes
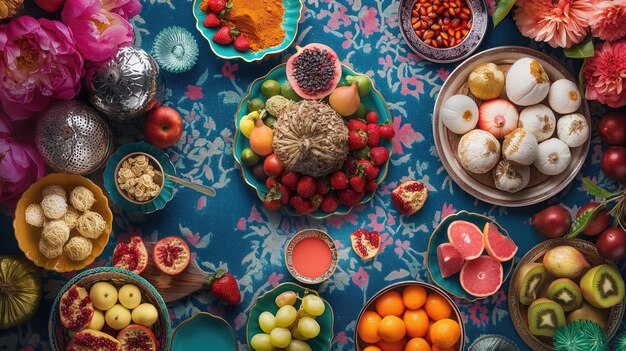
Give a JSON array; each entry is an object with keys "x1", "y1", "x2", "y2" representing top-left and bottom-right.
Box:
[{"x1": 250, "y1": 291, "x2": 326, "y2": 351}]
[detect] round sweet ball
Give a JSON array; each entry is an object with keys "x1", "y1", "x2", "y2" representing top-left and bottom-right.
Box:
[
  {"x1": 70, "y1": 186, "x2": 96, "y2": 212},
  {"x1": 25, "y1": 203, "x2": 45, "y2": 227},
  {"x1": 64, "y1": 236, "x2": 93, "y2": 261},
  {"x1": 41, "y1": 185, "x2": 66, "y2": 198},
  {"x1": 63, "y1": 207, "x2": 81, "y2": 230},
  {"x1": 76, "y1": 211, "x2": 106, "y2": 239},
  {"x1": 41, "y1": 194, "x2": 68, "y2": 220},
  {"x1": 41, "y1": 220, "x2": 70, "y2": 247},
  {"x1": 39, "y1": 238, "x2": 63, "y2": 259}
]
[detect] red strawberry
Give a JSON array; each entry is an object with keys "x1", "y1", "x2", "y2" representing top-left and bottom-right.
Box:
[
  {"x1": 320, "y1": 196, "x2": 339, "y2": 212},
  {"x1": 296, "y1": 176, "x2": 316, "y2": 198},
  {"x1": 370, "y1": 146, "x2": 390, "y2": 166},
  {"x1": 281, "y1": 171, "x2": 300, "y2": 190},
  {"x1": 263, "y1": 199, "x2": 280, "y2": 211},
  {"x1": 372, "y1": 166, "x2": 381, "y2": 179},
  {"x1": 277, "y1": 184, "x2": 291, "y2": 205},
  {"x1": 337, "y1": 189, "x2": 365, "y2": 206},
  {"x1": 212, "y1": 26, "x2": 237, "y2": 45},
  {"x1": 316, "y1": 178, "x2": 330, "y2": 195},
  {"x1": 367, "y1": 124, "x2": 380, "y2": 147},
  {"x1": 234, "y1": 35, "x2": 250, "y2": 52},
  {"x1": 379, "y1": 124, "x2": 395, "y2": 139},
  {"x1": 349, "y1": 130, "x2": 368, "y2": 151},
  {"x1": 357, "y1": 159, "x2": 377, "y2": 180},
  {"x1": 289, "y1": 195, "x2": 311, "y2": 213},
  {"x1": 347, "y1": 119, "x2": 367, "y2": 132},
  {"x1": 308, "y1": 194, "x2": 322, "y2": 213},
  {"x1": 203, "y1": 13, "x2": 222, "y2": 28},
  {"x1": 365, "y1": 179, "x2": 378, "y2": 191},
  {"x1": 342, "y1": 156, "x2": 358, "y2": 176},
  {"x1": 266, "y1": 177, "x2": 278, "y2": 190},
  {"x1": 263, "y1": 187, "x2": 281, "y2": 210},
  {"x1": 366, "y1": 112, "x2": 379, "y2": 124},
  {"x1": 350, "y1": 175, "x2": 365, "y2": 192},
  {"x1": 206, "y1": 269, "x2": 241, "y2": 305},
  {"x1": 329, "y1": 171, "x2": 348, "y2": 190},
  {"x1": 203, "y1": 0, "x2": 227, "y2": 14}
]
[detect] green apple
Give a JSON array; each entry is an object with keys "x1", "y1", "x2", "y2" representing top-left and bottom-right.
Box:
[
  {"x1": 345, "y1": 75, "x2": 372, "y2": 96},
  {"x1": 118, "y1": 284, "x2": 142, "y2": 310},
  {"x1": 89, "y1": 282, "x2": 118, "y2": 311}
]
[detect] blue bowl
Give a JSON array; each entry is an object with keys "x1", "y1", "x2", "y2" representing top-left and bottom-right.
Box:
[
  {"x1": 192, "y1": 0, "x2": 302, "y2": 62},
  {"x1": 232, "y1": 64, "x2": 393, "y2": 219},
  {"x1": 48, "y1": 267, "x2": 172, "y2": 351},
  {"x1": 170, "y1": 312, "x2": 238, "y2": 351},
  {"x1": 426, "y1": 210, "x2": 516, "y2": 301}
]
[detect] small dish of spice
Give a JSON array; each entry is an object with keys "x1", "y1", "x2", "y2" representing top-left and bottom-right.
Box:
[{"x1": 399, "y1": 0, "x2": 488, "y2": 63}]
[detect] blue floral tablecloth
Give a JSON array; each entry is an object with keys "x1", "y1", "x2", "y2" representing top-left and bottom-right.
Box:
[{"x1": 1, "y1": 0, "x2": 624, "y2": 350}]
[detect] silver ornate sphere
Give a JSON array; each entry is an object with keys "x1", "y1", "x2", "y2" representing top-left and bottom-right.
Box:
[
  {"x1": 84, "y1": 46, "x2": 165, "y2": 123},
  {"x1": 35, "y1": 100, "x2": 114, "y2": 175}
]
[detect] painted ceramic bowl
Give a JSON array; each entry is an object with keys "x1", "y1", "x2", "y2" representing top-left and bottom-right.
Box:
[
  {"x1": 192, "y1": 0, "x2": 302, "y2": 62},
  {"x1": 426, "y1": 210, "x2": 515, "y2": 301},
  {"x1": 285, "y1": 229, "x2": 338, "y2": 285},
  {"x1": 432, "y1": 46, "x2": 591, "y2": 206},
  {"x1": 13, "y1": 173, "x2": 113, "y2": 272},
  {"x1": 170, "y1": 312, "x2": 238, "y2": 351},
  {"x1": 48, "y1": 267, "x2": 171, "y2": 351},
  {"x1": 104, "y1": 142, "x2": 175, "y2": 213},
  {"x1": 247, "y1": 282, "x2": 334, "y2": 350},
  {"x1": 508, "y1": 238, "x2": 624, "y2": 351},
  {"x1": 354, "y1": 280, "x2": 465, "y2": 351},
  {"x1": 233, "y1": 64, "x2": 393, "y2": 219}
]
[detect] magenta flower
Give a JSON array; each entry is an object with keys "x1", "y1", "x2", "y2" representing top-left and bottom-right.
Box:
[
  {"x1": 584, "y1": 40, "x2": 626, "y2": 108},
  {"x1": 62, "y1": 0, "x2": 134, "y2": 62},
  {"x1": 0, "y1": 16, "x2": 84, "y2": 120},
  {"x1": 101, "y1": 0, "x2": 142, "y2": 19}
]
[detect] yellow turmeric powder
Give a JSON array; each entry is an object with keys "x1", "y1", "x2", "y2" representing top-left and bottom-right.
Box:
[{"x1": 225, "y1": 0, "x2": 286, "y2": 52}]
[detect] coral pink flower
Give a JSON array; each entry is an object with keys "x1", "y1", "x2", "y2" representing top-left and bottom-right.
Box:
[
  {"x1": 0, "y1": 16, "x2": 84, "y2": 120},
  {"x1": 62, "y1": 0, "x2": 134, "y2": 62},
  {"x1": 101, "y1": 0, "x2": 142, "y2": 19},
  {"x1": 514, "y1": 0, "x2": 594, "y2": 48},
  {"x1": 589, "y1": 0, "x2": 626, "y2": 42},
  {"x1": 584, "y1": 40, "x2": 626, "y2": 108}
]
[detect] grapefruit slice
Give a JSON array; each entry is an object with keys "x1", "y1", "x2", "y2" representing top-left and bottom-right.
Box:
[
  {"x1": 460, "y1": 256, "x2": 503, "y2": 297},
  {"x1": 447, "y1": 220, "x2": 484, "y2": 260},
  {"x1": 437, "y1": 243, "x2": 464, "y2": 278},
  {"x1": 483, "y1": 223, "x2": 518, "y2": 262}
]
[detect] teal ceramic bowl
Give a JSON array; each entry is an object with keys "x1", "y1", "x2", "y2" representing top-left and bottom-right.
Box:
[
  {"x1": 233, "y1": 64, "x2": 393, "y2": 219},
  {"x1": 192, "y1": 0, "x2": 302, "y2": 62},
  {"x1": 426, "y1": 210, "x2": 516, "y2": 301},
  {"x1": 170, "y1": 312, "x2": 238, "y2": 351},
  {"x1": 104, "y1": 142, "x2": 175, "y2": 213},
  {"x1": 246, "y1": 282, "x2": 334, "y2": 350}
]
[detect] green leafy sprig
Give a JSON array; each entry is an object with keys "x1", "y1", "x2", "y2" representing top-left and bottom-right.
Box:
[{"x1": 567, "y1": 178, "x2": 626, "y2": 237}]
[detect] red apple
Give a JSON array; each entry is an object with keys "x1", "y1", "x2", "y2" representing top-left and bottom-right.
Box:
[
  {"x1": 597, "y1": 227, "x2": 626, "y2": 261},
  {"x1": 144, "y1": 106, "x2": 183, "y2": 148},
  {"x1": 33, "y1": 0, "x2": 66, "y2": 12},
  {"x1": 576, "y1": 202, "x2": 611, "y2": 236}
]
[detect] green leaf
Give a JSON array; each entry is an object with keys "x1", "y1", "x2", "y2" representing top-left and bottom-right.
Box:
[
  {"x1": 578, "y1": 58, "x2": 587, "y2": 96},
  {"x1": 567, "y1": 203, "x2": 607, "y2": 238},
  {"x1": 564, "y1": 36, "x2": 595, "y2": 58},
  {"x1": 582, "y1": 178, "x2": 612, "y2": 198},
  {"x1": 493, "y1": 0, "x2": 516, "y2": 27}
]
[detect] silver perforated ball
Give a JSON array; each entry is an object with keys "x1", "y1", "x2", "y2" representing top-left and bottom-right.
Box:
[{"x1": 35, "y1": 101, "x2": 113, "y2": 175}]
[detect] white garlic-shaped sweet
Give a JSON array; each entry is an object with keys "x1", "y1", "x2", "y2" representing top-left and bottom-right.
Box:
[
  {"x1": 493, "y1": 160, "x2": 530, "y2": 193},
  {"x1": 440, "y1": 95, "x2": 479, "y2": 134},
  {"x1": 468, "y1": 63, "x2": 505, "y2": 100},
  {"x1": 557, "y1": 113, "x2": 589, "y2": 148},
  {"x1": 457, "y1": 130, "x2": 501, "y2": 174},
  {"x1": 505, "y1": 57, "x2": 551, "y2": 106},
  {"x1": 518, "y1": 104, "x2": 556, "y2": 142},
  {"x1": 548, "y1": 79, "x2": 581, "y2": 114},
  {"x1": 503, "y1": 128, "x2": 539, "y2": 166},
  {"x1": 478, "y1": 98, "x2": 519, "y2": 138},
  {"x1": 534, "y1": 138, "x2": 572, "y2": 176}
]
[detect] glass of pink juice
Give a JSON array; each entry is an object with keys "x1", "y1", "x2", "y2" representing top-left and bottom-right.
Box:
[{"x1": 285, "y1": 230, "x2": 338, "y2": 284}]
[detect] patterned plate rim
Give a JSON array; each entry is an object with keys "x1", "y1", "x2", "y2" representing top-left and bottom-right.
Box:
[{"x1": 284, "y1": 229, "x2": 339, "y2": 284}]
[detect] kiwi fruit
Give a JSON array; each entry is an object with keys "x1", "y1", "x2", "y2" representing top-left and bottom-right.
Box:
[
  {"x1": 567, "y1": 303, "x2": 607, "y2": 328},
  {"x1": 546, "y1": 278, "x2": 583, "y2": 312},
  {"x1": 580, "y1": 264, "x2": 625, "y2": 309},
  {"x1": 516, "y1": 263, "x2": 548, "y2": 305},
  {"x1": 528, "y1": 298, "x2": 566, "y2": 337}
]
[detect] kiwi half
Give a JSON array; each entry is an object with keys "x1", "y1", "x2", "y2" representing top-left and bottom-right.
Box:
[
  {"x1": 580, "y1": 264, "x2": 625, "y2": 309},
  {"x1": 516, "y1": 263, "x2": 548, "y2": 305},
  {"x1": 567, "y1": 303, "x2": 607, "y2": 328},
  {"x1": 528, "y1": 298, "x2": 566, "y2": 337},
  {"x1": 547, "y1": 278, "x2": 583, "y2": 312}
]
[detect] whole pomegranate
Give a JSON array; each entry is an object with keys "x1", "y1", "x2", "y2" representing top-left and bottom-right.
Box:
[
  {"x1": 601, "y1": 146, "x2": 626, "y2": 181},
  {"x1": 597, "y1": 227, "x2": 626, "y2": 261},
  {"x1": 598, "y1": 112, "x2": 626, "y2": 145}
]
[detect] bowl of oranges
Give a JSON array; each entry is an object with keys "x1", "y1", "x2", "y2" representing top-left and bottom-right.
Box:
[{"x1": 355, "y1": 280, "x2": 464, "y2": 351}]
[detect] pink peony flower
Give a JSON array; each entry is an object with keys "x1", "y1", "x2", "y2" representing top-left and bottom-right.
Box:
[
  {"x1": 0, "y1": 16, "x2": 84, "y2": 120},
  {"x1": 514, "y1": 0, "x2": 595, "y2": 48},
  {"x1": 589, "y1": 0, "x2": 626, "y2": 42},
  {"x1": 62, "y1": 0, "x2": 135, "y2": 62},
  {"x1": 584, "y1": 40, "x2": 626, "y2": 108},
  {"x1": 101, "y1": 0, "x2": 142, "y2": 19}
]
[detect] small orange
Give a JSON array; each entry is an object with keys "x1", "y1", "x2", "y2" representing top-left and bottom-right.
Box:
[
  {"x1": 378, "y1": 315, "x2": 407, "y2": 342},
  {"x1": 404, "y1": 337, "x2": 431, "y2": 351},
  {"x1": 429, "y1": 319, "x2": 461, "y2": 348},
  {"x1": 358, "y1": 311, "x2": 383, "y2": 343},
  {"x1": 375, "y1": 291, "x2": 405, "y2": 317},
  {"x1": 424, "y1": 293, "x2": 452, "y2": 321},
  {"x1": 377, "y1": 338, "x2": 408, "y2": 351},
  {"x1": 404, "y1": 309, "x2": 429, "y2": 338},
  {"x1": 431, "y1": 346, "x2": 455, "y2": 351},
  {"x1": 364, "y1": 346, "x2": 384, "y2": 351},
  {"x1": 402, "y1": 286, "x2": 427, "y2": 309}
]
